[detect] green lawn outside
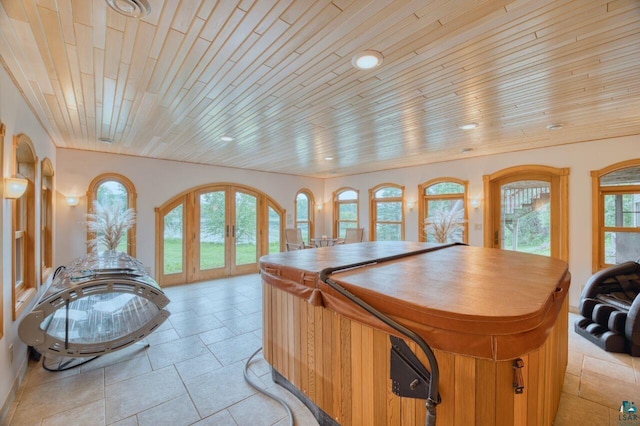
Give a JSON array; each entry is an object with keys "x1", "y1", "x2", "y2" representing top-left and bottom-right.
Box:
[{"x1": 163, "y1": 238, "x2": 281, "y2": 274}]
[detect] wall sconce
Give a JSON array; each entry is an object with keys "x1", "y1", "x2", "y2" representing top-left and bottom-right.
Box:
[
  {"x1": 317, "y1": 203, "x2": 322, "y2": 211},
  {"x1": 4, "y1": 177, "x2": 28, "y2": 199},
  {"x1": 470, "y1": 198, "x2": 481, "y2": 209},
  {"x1": 66, "y1": 196, "x2": 80, "y2": 207},
  {"x1": 406, "y1": 200, "x2": 415, "y2": 210}
]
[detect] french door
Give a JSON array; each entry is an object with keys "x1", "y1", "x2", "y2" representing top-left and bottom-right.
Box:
[
  {"x1": 156, "y1": 184, "x2": 283, "y2": 286},
  {"x1": 483, "y1": 166, "x2": 569, "y2": 261}
]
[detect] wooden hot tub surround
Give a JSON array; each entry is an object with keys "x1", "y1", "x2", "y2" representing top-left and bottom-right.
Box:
[{"x1": 260, "y1": 242, "x2": 570, "y2": 425}]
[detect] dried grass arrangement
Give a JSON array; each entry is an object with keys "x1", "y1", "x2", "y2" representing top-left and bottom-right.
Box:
[
  {"x1": 86, "y1": 200, "x2": 136, "y2": 251},
  {"x1": 423, "y1": 200, "x2": 465, "y2": 243}
]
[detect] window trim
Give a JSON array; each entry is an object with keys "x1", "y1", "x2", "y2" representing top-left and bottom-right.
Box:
[
  {"x1": 418, "y1": 177, "x2": 468, "y2": 244},
  {"x1": 369, "y1": 183, "x2": 405, "y2": 241},
  {"x1": 294, "y1": 189, "x2": 315, "y2": 242},
  {"x1": 12, "y1": 133, "x2": 38, "y2": 319},
  {"x1": 591, "y1": 158, "x2": 640, "y2": 272},
  {"x1": 483, "y1": 164, "x2": 569, "y2": 262},
  {"x1": 86, "y1": 173, "x2": 137, "y2": 257},
  {"x1": 333, "y1": 187, "x2": 359, "y2": 238},
  {"x1": 41, "y1": 158, "x2": 54, "y2": 283}
]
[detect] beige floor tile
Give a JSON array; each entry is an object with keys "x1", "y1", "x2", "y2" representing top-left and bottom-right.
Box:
[
  {"x1": 105, "y1": 356, "x2": 152, "y2": 386},
  {"x1": 136, "y1": 395, "x2": 199, "y2": 426},
  {"x1": 198, "y1": 327, "x2": 236, "y2": 346},
  {"x1": 208, "y1": 333, "x2": 262, "y2": 366},
  {"x1": 145, "y1": 335, "x2": 210, "y2": 370},
  {"x1": 579, "y1": 369, "x2": 640, "y2": 410},
  {"x1": 563, "y1": 372, "x2": 580, "y2": 396},
  {"x1": 105, "y1": 366, "x2": 186, "y2": 424},
  {"x1": 583, "y1": 355, "x2": 637, "y2": 385},
  {"x1": 108, "y1": 416, "x2": 138, "y2": 426},
  {"x1": 191, "y1": 409, "x2": 237, "y2": 425},
  {"x1": 554, "y1": 392, "x2": 611, "y2": 426},
  {"x1": 10, "y1": 368, "x2": 104, "y2": 425},
  {"x1": 41, "y1": 399, "x2": 105, "y2": 426},
  {"x1": 228, "y1": 393, "x2": 287, "y2": 426},
  {"x1": 174, "y1": 353, "x2": 222, "y2": 382},
  {"x1": 185, "y1": 362, "x2": 256, "y2": 418}
]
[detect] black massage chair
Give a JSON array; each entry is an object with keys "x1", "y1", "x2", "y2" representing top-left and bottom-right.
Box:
[{"x1": 575, "y1": 260, "x2": 640, "y2": 356}]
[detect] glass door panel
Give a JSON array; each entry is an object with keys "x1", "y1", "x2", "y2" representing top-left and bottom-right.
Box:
[
  {"x1": 233, "y1": 191, "x2": 257, "y2": 272},
  {"x1": 499, "y1": 180, "x2": 551, "y2": 256},
  {"x1": 268, "y1": 205, "x2": 281, "y2": 254},
  {"x1": 161, "y1": 199, "x2": 187, "y2": 285},
  {"x1": 199, "y1": 191, "x2": 226, "y2": 271}
]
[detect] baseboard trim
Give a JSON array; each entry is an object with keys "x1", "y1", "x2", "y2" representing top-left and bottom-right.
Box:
[{"x1": 0, "y1": 353, "x2": 29, "y2": 425}]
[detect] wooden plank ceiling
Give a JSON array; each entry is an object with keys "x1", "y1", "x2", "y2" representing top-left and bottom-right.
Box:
[{"x1": 0, "y1": 0, "x2": 639, "y2": 178}]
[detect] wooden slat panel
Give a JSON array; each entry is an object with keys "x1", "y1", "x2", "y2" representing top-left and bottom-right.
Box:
[
  {"x1": 7, "y1": 0, "x2": 639, "y2": 175},
  {"x1": 350, "y1": 320, "x2": 362, "y2": 425},
  {"x1": 264, "y1": 283, "x2": 568, "y2": 425}
]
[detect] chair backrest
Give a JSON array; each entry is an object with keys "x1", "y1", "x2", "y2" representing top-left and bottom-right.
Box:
[
  {"x1": 344, "y1": 227, "x2": 364, "y2": 244},
  {"x1": 285, "y1": 228, "x2": 305, "y2": 251}
]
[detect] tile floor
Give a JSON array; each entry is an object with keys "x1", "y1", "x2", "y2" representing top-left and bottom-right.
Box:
[{"x1": 5, "y1": 273, "x2": 640, "y2": 425}]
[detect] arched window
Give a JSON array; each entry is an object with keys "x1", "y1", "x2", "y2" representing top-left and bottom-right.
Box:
[
  {"x1": 295, "y1": 189, "x2": 315, "y2": 242},
  {"x1": 483, "y1": 165, "x2": 568, "y2": 261},
  {"x1": 592, "y1": 159, "x2": 640, "y2": 271},
  {"x1": 87, "y1": 173, "x2": 137, "y2": 256},
  {"x1": 418, "y1": 178, "x2": 468, "y2": 244},
  {"x1": 333, "y1": 187, "x2": 359, "y2": 238},
  {"x1": 13, "y1": 133, "x2": 38, "y2": 318},
  {"x1": 369, "y1": 183, "x2": 404, "y2": 241},
  {"x1": 41, "y1": 158, "x2": 54, "y2": 282}
]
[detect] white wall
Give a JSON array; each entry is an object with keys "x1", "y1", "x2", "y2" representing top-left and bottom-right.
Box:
[
  {"x1": 55, "y1": 149, "x2": 325, "y2": 270},
  {"x1": 324, "y1": 135, "x2": 640, "y2": 311},
  {"x1": 0, "y1": 64, "x2": 57, "y2": 419}
]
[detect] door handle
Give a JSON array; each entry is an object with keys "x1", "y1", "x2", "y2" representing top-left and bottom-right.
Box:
[
  {"x1": 232, "y1": 225, "x2": 235, "y2": 237},
  {"x1": 494, "y1": 230, "x2": 499, "y2": 246},
  {"x1": 226, "y1": 225, "x2": 229, "y2": 238}
]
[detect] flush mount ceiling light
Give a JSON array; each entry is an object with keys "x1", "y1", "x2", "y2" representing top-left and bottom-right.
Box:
[
  {"x1": 351, "y1": 50, "x2": 383, "y2": 70},
  {"x1": 546, "y1": 123, "x2": 564, "y2": 130},
  {"x1": 324, "y1": 156, "x2": 334, "y2": 161},
  {"x1": 220, "y1": 136, "x2": 234, "y2": 142},
  {"x1": 106, "y1": 0, "x2": 151, "y2": 18},
  {"x1": 459, "y1": 122, "x2": 479, "y2": 130}
]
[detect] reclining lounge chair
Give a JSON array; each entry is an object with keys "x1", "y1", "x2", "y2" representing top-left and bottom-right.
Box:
[{"x1": 575, "y1": 260, "x2": 640, "y2": 356}]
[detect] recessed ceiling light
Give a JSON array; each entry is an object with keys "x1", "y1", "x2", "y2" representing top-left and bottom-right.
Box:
[
  {"x1": 106, "y1": 0, "x2": 151, "y2": 18},
  {"x1": 546, "y1": 123, "x2": 564, "y2": 130},
  {"x1": 98, "y1": 137, "x2": 113, "y2": 144},
  {"x1": 220, "y1": 136, "x2": 234, "y2": 142},
  {"x1": 324, "y1": 156, "x2": 334, "y2": 161},
  {"x1": 459, "y1": 122, "x2": 479, "y2": 130},
  {"x1": 351, "y1": 50, "x2": 383, "y2": 70}
]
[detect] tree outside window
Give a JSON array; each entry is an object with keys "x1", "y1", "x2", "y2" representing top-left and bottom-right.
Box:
[
  {"x1": 370, "y1": 184, "x2": 404, "y2": 241},
  {"x1": 419, "y1": 179, "x2": 468, "y2": 244}
]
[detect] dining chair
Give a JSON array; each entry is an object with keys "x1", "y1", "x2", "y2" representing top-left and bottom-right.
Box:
[
  {"x1": 337, "y1": 227, "x2": 364, "y2": 244},
  {"x1": 285, "y1": 228, "x2": 313, "y2": 251}
]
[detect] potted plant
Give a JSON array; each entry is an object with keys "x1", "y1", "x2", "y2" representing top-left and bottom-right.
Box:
[
  {"x1": 86, "y1": 199, "x2": 136, "y2": 252},
  {"x1": 423, "y1": 200, "x2": 465, "y2": 243}
]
